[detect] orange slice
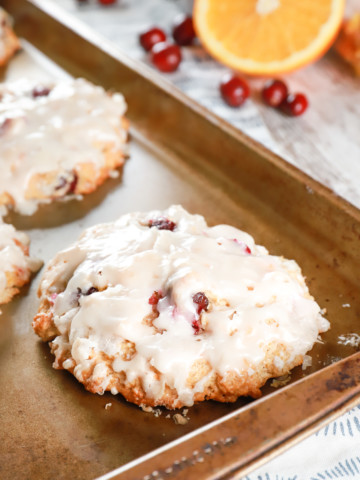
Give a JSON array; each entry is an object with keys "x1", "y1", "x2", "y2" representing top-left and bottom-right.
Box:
[
  {"x1": 193, "y1": 0, "x2": 345, "y2": 75},
  {"x1": 335, "y1": 13, "x2": 360, "y2": 75}
]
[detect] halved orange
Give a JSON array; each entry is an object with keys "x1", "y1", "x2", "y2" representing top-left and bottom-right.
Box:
[{"x1": 193, "y1": 0, "x2": 345, "y2": 75}]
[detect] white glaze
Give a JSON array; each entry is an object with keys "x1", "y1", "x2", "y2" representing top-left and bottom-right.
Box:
[
  {"x1": 0, "y1": 218, "x2": 42, "y2": 297},
  {"x1": 40, "y1": 205, "x2": 329, "y2": 405},
  {"x1": 0, "y1": 78, "x2": 127, "y2": 215}
]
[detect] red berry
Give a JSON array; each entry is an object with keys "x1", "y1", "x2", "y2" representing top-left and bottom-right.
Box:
[
  {"x1": 232, "y1": 238, "x2": 252, "y2": 254},
  {"x1": 139, "y1": 27, "x2": 167, "y2": 52},
  {"x1": 172, "y1": 15, "x2": 196, "y2": 46},
  {"x1": 150, "y1": 42, "x2": 182, "y2": 73},
  {"x1": 148, "y1": 218, "x2": 176, "y2": 231},
  {"x1": 68, "y1": 172, "x2": 78, "y2": 194},
  {"x1": 54, "y1": 172, "x2": 78, "y2": 195},
  {"x1": 85, "y1": 286, "x2": 98, "y2": 296},
  {"x1": 220, "y1": 74, "x2": 250, "y2": 107},
  {"x1": 280, "y1": 93, "x2": 308, "y2": 116},
  {"x1": 192, "y1": 319, "x2": 202, "y2": 335},
  {"x1": 148, "y1": 291, "x2": 162, "y2": 305},
  {"x1": 192, "y1": 292, "x2": 209, "y2": 315},
  {"x1": 262, "y1": 79, "x2": 288, "y2": 107},
  {"x1": 32, "y1": 86, "x2": 51, "y2": 98},
  {"x1": 97, "y1": 0, "x2": 116, "y2": 5}
]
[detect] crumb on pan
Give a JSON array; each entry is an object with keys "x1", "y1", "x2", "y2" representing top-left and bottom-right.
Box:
[{"x1": 173, "y1": 413, "x2": 189, "y2": 425}]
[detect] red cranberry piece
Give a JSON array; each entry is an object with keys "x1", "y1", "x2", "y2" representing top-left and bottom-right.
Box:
[
  {"x1": 192, "y1": 292, "x2": 209, "y2": 315},
  {"x1": 192, "y1": 319, "x2": 202, "y2": 335},
  {"x1": 148, "y1": 218, "x2": 176, "y2": 231},
  {"x1": 148, "y1": 291, "x2": 162, "y2": 305},
  {"x1": 140, "y1": 27, "x2": 167, "y2": 52},
  {"x1": 97, "y1": 0, "x2": 116, "y2": 5},
  {"x1": 55, "y1": 172, "x2": 78, "y2": 195},
  {"x1": 73, "y1": 287, "x2": 82, "y2": 305},
  {"x1": 85, "y1": 286, "x2": 98, "y2": 296},
  {"x1": 233, "y1": 239, "x2": 252, "y2": 254},
  {"x1": 220, "y1": 74, "x2": 250, "y2": 107},
  {"x1": 172, "y1": 15, "x2": 196, "y2": 46},
  {"x1": 67, "y1": 172, "x2": 78, "y2": 194},
  {"x1": 150, "y1": 42, "x2": 182, "y2": 73},
  {"x1": 262, "y1": 79, "x2": 288, "y2": 107},
  {"x1": 54, "y1": 176, "x2": 67, "y2": 191},
  {"x1": 32, "y1": 86, "x2": 51, "y2": 98},
  {"x1": 149, "y1": 291, "x2": 163, "y2": 315},
  {"x1": 280, "y1": 93, "x2": 308, "y2": 116}
]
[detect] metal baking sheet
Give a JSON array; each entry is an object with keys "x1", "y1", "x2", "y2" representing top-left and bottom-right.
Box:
[{"x1": 1, "y1": 1, "x2": 360, "y2": 479}]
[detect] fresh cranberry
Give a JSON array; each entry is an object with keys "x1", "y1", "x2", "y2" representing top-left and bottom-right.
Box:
[
  {"x1": 97, "y1": 0, "x2": 116, "y2": 5},
  {"x1": 148, "y1": 291, "x2": 162, "y2": 305},
  {"x1": 280, "y1": 93, "x2": 308, "y2": 116},
  {"x1": 140, "y1": 27, "x2": 167, "y2": 52},
  {"x1": 220, "y1": 74, "x2": 250, "y2": 107},
  {"x1": 172, "y1": 15, "x2": 196, "y2": 46},
  {"x1": 32, "y1": 86, "x2": 51, "y2": 98},
  {"x1": 262, "y1": 79, "x2": 288, "y2": 107},
  {"x1": 148, "y1": 218, "x2": 176, "y2": 231},
  {"x1": 150, "y1": 42, "x2": 182, "y2": 73},
  {"x1": 85, "y1": 286, "x2": 98, "y2": 296},
  {"x1": 192, "y1": 292, "x2": 209, "y2": 315}
]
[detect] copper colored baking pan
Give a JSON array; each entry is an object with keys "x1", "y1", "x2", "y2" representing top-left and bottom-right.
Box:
[{"x1": 1, "y1": 1, "x2": 360, "y2": 479}]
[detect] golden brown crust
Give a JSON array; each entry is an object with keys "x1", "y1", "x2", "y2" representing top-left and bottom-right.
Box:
[
  {"x1": 33, "y1": 299, "x2": 59, "y2": 341},
  {"x1": 0, "y1": 23, "x2": 20, "y2": 67},
  {"x1": 0, "y1": 264, "x2": 31, "y2": 305},
  {"x1": 34, "y1": 304, "x2": 303, "y2": 409},
  {"x1": 23, "y1": 141, "x2": 127, "y2": 203}
]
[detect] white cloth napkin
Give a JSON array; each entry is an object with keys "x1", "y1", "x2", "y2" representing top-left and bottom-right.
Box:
[
  {"x1": 61, "y1": 1, "x2": 360, "y2": 477},
  {"x1": 243, "y1": 405, "x2": 360, "y2": 480}
]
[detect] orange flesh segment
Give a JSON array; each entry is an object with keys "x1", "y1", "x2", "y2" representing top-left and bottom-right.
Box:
[{"x1": 195, "y1": 0, "x2": 345, "y2": 73}]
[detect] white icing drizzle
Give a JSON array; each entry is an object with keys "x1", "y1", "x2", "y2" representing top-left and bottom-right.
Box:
[
  {"x1": 0, "y1": 218, "x2": 42, "y2": 296},
  {"x1": 41, "y1": 205, "x2": 329, "y2": 406},
  {"x1": 0, "y1": 78, "x2": 127, "y2": 215}
]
